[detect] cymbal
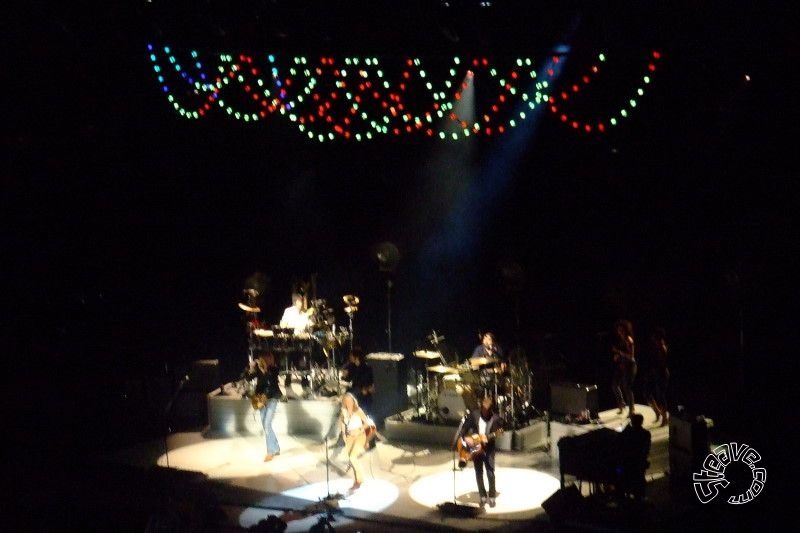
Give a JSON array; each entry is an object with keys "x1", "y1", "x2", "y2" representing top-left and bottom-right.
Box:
[
  {"x1": 414, "y1": 350, "x2": 441, "y2": 359},
  {"x1": 469, "y1": 356, "x2": 498, "y2": 367},
  {"x1": 238, "y1": 302, "x2": 261, "y2": 313},
  {"x1": 427, "y1": 364, "x2": 459, "y2": 374},
  {"x1": 343, "y1": 294, "x2": 360, "y2": 306},
  {"x1": 253, "y1": 329, "x2": 274, "y2": 338}
]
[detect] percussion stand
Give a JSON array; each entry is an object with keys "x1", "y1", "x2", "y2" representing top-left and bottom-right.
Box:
[
  {"x1": 509, "y1": 375, "x2": 516, "y2": 430},
  {"x1": 412, "y1": 368, "x2": 425, "y2": 419},
  {"x1": 426, "y1": 370, "x2": 439, "y2": 422}
]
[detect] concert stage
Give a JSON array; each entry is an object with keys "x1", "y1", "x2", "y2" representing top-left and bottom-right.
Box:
[{"x1": 82, "y1": 399, "x2": 739, "y2": 533}]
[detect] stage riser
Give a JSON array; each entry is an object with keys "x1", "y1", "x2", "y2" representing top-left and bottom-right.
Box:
[
  {"x1": 383, "y1": 412, "x2": 548, "y2": 451},
  {"x1": 512, "y1": 422, "x2": 548, "y2": 451},
  {"x1": 206, "y1": 391, "x2": 340, "y2": 440},
  {"x1": 383, "y1": 416, "x2": 459, "y2": 446}
]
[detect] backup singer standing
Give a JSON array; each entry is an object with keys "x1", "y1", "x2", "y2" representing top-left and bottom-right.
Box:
[
  {"x1": 244, "y1": 352, "x2": 282, "y2": 461},
  {"x1": 611, "y1": 319, "x2": 637, "y2": 417},
  {"x1": 459, "y1": 395, "x2": 504, "y2": 508},
  {"x1": 339, "y1": 392, "x2": 372, "y2": 490}
]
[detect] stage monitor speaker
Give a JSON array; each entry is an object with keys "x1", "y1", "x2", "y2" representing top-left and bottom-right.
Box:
[
  {"x1": 542, "y1": 485, "x2": 583, "y2": 522},
  {"x1": 366, "y1": 353, "x2": 407, "y2": 426},
  {"x1": 186, "y1": 359, "x2": 220, "y2": 393},
  {"x1": 668, "y1": 414, "x2": 712, "y2": 483},
  {"x1": 550, "y1": 382, "x2": 599, "y2": 416}
]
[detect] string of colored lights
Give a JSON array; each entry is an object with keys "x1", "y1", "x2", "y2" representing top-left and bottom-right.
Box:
[
  {"x1": 547, "y1": 51, "x2": 661, "y2": 133},
  {"x1": 146, "y1": 44, "x2": 661, "y2": 141}
]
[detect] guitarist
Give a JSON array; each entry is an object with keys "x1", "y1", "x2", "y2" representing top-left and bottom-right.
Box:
[
  {"x1": 244, "y1": 351, "x2": 282, "y2": 461},
  {"x1": 459, "y1": 394, "x2": 503, "y2": 508}
]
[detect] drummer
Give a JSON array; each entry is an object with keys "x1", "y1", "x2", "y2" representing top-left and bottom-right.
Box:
[
  {"x1": 472, "y1": 332, "x2": 504, "y2": 365},
  {"x1": 279, "y1": 293, "x2": 313, "y2": 397},
  {"x1": 280, "y1": 293, "x2": 312, "y2": 335}
]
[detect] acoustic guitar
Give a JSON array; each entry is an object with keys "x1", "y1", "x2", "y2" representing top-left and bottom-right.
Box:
[
  {"x1": 249, "y1": 393, "x2": 268, "y2": 410},
  {"x1": 457, "y1": 429, "x2": 504, "y2": 462}
]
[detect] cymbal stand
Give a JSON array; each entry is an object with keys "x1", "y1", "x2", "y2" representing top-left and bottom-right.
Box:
[
  {"x1": 424, "y1": 369, "x2": 435, "y2": 421},
  {"x1": 509, "y1": 377, "x2": 516, "y2": 429},
  {"x1": 346, "y1": 309, "x2": 355, "y2": 354}
]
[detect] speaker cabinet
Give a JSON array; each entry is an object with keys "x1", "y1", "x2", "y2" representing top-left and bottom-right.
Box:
[
  {"x1": 366, "y1": 353, "x2": 407, "y2": 426},
  {"x1": 186, "y1": 359, "x2": 221, "y2": 393},
  {"x1": 542, "y1": 485, "x2": 583, "y2": 522},
  {"x1": 550, "y1": 382, "x2": 599, "y2": 416}
]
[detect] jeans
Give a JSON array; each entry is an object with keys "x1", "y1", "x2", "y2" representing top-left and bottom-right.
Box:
[
  {"x1": 260, "y1": 398, "x2": 280, "y2": 454},
  {"x1": 613, "y1": 362, "x2": 637, "y2": 411},
  {"x1": 474, "y1": 451, "x2": 496, "y2": 498}
]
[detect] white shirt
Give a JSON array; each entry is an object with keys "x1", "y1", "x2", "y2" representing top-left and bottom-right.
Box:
[
  {"x1": 342, "y1": 409, "x2": 365, "y2": 434},
  {"x1": 280, "y1": 306, "x2": 310, "y2": 334},
  {"x1": 478, "y1": 416, "x2": 488, "y2": 436}
]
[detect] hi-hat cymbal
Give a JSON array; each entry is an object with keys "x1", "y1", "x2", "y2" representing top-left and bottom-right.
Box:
[
  {"x1": 427, "y1": 364, "x2": 459, "y2": 374},
  {"x1": 238, "y1": 302, "x2": 261, "y2": 313},
  {"x1": 414, "y1": 350, "x2": 441, "y2": 359},
  {"x1": 343, "y1": 295, "x2": 360, "y2": 306}
]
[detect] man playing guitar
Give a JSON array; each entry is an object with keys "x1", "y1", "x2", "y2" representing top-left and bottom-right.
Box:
[
  {"x1": 457, "y1": 395, "x2": 504, "y2": 508},
  {"x1": 243, "y1": 351, "x2": 282, "y2": 461}
]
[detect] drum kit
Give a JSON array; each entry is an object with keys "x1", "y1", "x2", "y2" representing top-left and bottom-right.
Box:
[
  {"x1": 237, "y1": 286, "x2": 359, "y2": 398},
  {"x1": 411, "y1": 332, "x2": 538, "y2": 428}
]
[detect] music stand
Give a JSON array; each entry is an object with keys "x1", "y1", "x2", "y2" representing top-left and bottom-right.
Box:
[{"x1": 438, "y1": 411, "x2": 483, "y2": 517}]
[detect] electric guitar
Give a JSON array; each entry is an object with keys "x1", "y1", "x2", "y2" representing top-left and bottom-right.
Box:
[{"x1": 457, "y1": 429, "x2": 504, "y2": 462}]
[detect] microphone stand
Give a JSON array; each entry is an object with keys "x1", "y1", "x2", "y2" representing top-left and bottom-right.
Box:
[
  {"x1": 162, "y1": 369, "x2": 190, "y2": 469},
  {"x1": 318, "y1": 423, "x2": 344, "y2": 530},
  {"x1": 386, "y1": 278, "x2": 392, "y2": 352}
]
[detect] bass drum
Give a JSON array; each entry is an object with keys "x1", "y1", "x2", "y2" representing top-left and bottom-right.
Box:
[{"x1": 437, "y1": 389, "x2": 479, "y2": 422}]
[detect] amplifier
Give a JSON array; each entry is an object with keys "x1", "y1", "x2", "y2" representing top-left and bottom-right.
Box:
[
  {"x1": 550, "y1": 382, "x2": 599, "y2": 416},
  {"x1": 366, "y1": 353, "x2": 408, "y2": 425}
]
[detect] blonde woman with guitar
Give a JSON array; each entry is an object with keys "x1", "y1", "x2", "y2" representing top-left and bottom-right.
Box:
[
  {"x1": 339, "y1": 392, "x2": 375, "y2": 491},
  {"x1": 457, "y1": 395, "x2": 504, "y2": 508}
]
